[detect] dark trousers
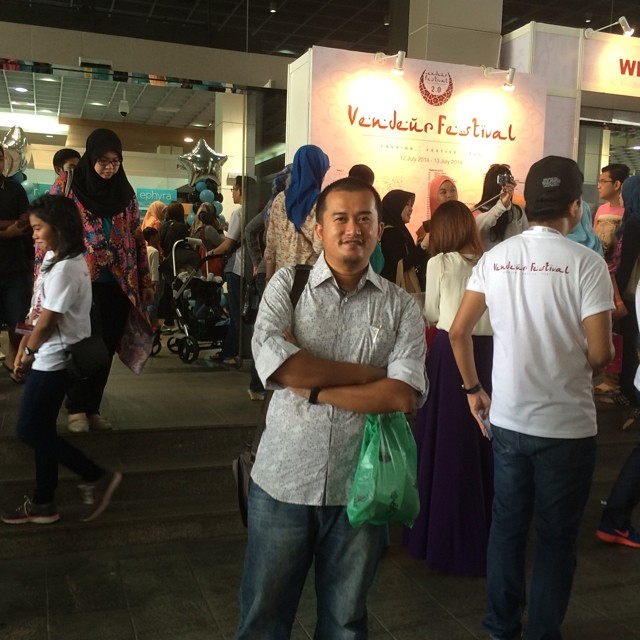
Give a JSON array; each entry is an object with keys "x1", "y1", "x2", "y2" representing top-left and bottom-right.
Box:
[
  {"x1": 18, "y1": 369, "x2": 104, "y2": 504},
  {"x1": 66, "y1": 282, "x2": 131, "y2": 415},
  {"x1": 619, "y1": 300, "x2": 639, "y2": 403},
  {"x1": 600, "y1": 442, "x2": 640, "y2": 531},
  {"x1": 221, "y1": 272, "x2": 241, "y2": 359},
  {"x1": 249, "y1": 273, "x2": 265, "y2": 393}
]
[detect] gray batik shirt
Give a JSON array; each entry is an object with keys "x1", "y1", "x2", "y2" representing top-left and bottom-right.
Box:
[{"x1": 251, "y1": 252, "x2": 428, "y2": 506}]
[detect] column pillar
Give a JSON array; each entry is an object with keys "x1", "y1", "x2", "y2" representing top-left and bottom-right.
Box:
[{"x1": 405, "y1": 0, "x2": 503, "y2": 66}]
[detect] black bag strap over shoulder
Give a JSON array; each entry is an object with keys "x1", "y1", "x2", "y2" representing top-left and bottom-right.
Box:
[
  {"x1": 290, "y1": 264, "x2": 312, "y2": 310},
  {"x1": 250, "y1": 264, "x2": 311, "y2": 454}
]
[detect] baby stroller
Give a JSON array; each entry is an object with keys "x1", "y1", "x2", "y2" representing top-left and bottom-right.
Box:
[{"x1": 161, "y1": 238, "x2": 229, "y2": 363}]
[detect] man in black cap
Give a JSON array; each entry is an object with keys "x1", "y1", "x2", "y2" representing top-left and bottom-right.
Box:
[{"x1": 449, "y1": 156, "x2": 614, "y2": 640}]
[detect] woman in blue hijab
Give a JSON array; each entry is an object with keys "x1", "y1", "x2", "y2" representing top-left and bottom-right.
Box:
[
  {"x1": 567, "y1": 200, "x2": 602, "y2": 255},
  {"x1": 264, "y1": 145, "x2": 329, "y2": 281}
]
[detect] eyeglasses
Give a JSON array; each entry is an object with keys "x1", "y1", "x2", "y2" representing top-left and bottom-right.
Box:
[
  {"x1": 597, "y1": 179, "x2": 613, "y2": 185},
  {"x1": 96, "y1": 157, "x2": 121, "y2": 168}
]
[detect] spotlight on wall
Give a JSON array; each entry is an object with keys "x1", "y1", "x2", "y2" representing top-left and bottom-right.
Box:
[
  {"x1": 269, "y1": 1, "x2": 277, "y2": 13},
  {"x1": 483, "y1": 66, "x2": 516, "y2": 92},
  {"x1": 374, "y1": 50, "x2": 406, "y2": 76},
  {"x1": 584, "y1": 15, "x2": 634, "y2": 38},
  {"x1": 383, "y1": 14, "x2": 390, "y2": 26}
]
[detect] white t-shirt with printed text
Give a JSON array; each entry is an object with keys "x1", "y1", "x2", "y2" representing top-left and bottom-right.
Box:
[{"x1": 467, "y1": 226, "x2": 613, "y2": 438}]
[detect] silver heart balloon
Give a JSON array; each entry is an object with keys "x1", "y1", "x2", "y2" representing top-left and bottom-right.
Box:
[{"x1": 177, "y1": 139, "x2": 227, "y2": 187}]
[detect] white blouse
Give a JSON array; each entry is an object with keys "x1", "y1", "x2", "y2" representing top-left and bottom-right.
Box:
[{"x1": 424, "y1": 251, "x2": 492, "y2": 335}]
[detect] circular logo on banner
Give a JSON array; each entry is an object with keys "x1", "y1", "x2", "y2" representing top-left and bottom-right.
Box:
[{"x1": 419, "y1": 70, "x2": 454, "y2": 106}]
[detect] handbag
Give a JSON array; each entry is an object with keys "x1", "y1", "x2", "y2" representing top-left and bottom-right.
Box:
[
  {"x1": 395, "y1": 260, "x2": 421, "y2": 294},
  {"x1": 346, "y1": 412, "x2": 420, "y2": 527},
  {"x1": 65, "y1": 335, "x2": 110, "y2": 381}
]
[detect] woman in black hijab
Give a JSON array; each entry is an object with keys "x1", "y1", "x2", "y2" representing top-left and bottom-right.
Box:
[
  {"x1": 380, "y1": 189, "x2": 427, "y2": 290},
  {"x1": 50, "y1": 128, "x2": 154, "y2": 433}
]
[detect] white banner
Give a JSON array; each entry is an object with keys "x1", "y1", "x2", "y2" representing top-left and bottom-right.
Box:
[{"x1": 306, "y1": 47, "x2": 546, "y2": 232}]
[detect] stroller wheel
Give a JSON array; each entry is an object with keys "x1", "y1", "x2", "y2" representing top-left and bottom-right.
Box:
[
  {"x1": 167, "y1": 336, "x2": 179, "y2": 353},
  {"x1": 178, "y1": 336, "x2": 199, "y2": 364}
]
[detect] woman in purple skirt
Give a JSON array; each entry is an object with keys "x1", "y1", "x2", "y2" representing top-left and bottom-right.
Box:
[{"x1": 405, "y1": 200, "x2": 494, "y2": 577}]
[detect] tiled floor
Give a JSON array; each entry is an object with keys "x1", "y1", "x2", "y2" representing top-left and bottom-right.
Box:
[{"x1": 1, "y1": 342, "x2": 640, "y2": 638}]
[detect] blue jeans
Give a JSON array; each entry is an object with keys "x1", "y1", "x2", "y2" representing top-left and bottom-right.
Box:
[
  {"x1": 484, "y1": 426, "x2": 596, "y2": 640},
  {"x1": 17, "y1": 369, "x2": 105, "y2": 504},
  {"x1": 236, "y1": 483, "x2": 386, "y2": 640}
]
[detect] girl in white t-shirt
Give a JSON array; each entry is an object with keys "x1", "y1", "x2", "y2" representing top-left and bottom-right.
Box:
[
  {"x1": 405, "y1": 200, "x2": 494, "y2": 577},
  {"x1": 1, "y1": 195, "x2": 121, "y2": 526}
]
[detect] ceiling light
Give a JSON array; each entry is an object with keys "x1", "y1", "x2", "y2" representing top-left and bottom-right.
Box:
[
  {"x1": 45, "y1": 135, "x2": 54, "y2": 138},
  {"x1": 39, "y1": 77, "x2": 58, "y2": 82},
  {"x1": 39, "y1": 109, "x2": 53, "y2": 114},
  {"x1": 184, "y1": 137, "x2": 194, "y2": 143},
  {"x1": 584, "y1": 16, "x2": 634, "y2": 38},
  {"x1": 374, "y1": 50, "x2": 406, "y2": 76},
  {"x1": 270, "y1": 1, "x2": 277, "y2": 13},
  {"x1": 483, "y1": 66, "x2": 517, "y2": 91},
  {"x1": 383, "y1": 15, "x2": 390, "y2": 26},
  {"x1": 14, "y1": 87, "x2": 28, "y2": 93},
  {"x1": 11, "y1": 101, "x2": 36, "y2": 107},
  {"x1": 90, "y1": 102, "x2": 105, "y2": 106}
]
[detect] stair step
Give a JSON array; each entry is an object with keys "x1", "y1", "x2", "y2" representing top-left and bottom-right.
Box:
[
  {"x1": 0, "y1": 424, "x2": 256, "y2": 470},
  {"x1": 0, "y1": 461, "x2": 240, "y2": 505},
  {"x1": 0, "y1": 497, "x2": 247, "y2": 560}
]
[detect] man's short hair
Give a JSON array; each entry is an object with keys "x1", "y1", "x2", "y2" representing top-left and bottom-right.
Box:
[
  {"x1": 52, "y1": 148, "x2": 81, "y2": 170},
  {"x1": 348, "y1": 164, "x2": 375, "y2": 185},
  {"x1": 315, "y1": 177, "x2": 383, "y2": 223},
  {"x1": 601, "y1": 163, "x2": 630, "y2": 185},
  {"x1": 524, "y1": 156, "x2": 583, "y2": 222}
]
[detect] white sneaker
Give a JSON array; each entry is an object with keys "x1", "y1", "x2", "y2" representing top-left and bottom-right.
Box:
[
  {"x1": 88, "y1": 414, "x2": 113, "y2": 431},
  {"x1": 68, "y1": 413, "x2": 89, "y2": 433}
]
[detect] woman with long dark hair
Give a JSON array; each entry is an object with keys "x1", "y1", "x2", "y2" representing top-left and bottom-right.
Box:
[
  {"x1": 474, "y1": 163, "x2": 527, "y2": 251},
  {"x1": 1, "y1": 195, "x2": 121, "y2": 524},
  {"x1": 405, "y1": 200, "x2": 493, "y2": 577},
  {"x1": 50, "y1": 128, "x2": 154, "y2": 432}
]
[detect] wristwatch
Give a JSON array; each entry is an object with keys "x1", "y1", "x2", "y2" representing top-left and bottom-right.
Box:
[
  {"x1": 24, "y1": 345, "x2": 37, "y2": 356},
  {"x1": 461, "y1": 382, "x2": 482, "y2": 395}
]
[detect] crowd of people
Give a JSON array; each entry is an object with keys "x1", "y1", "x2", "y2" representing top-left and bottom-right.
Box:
[{"x1": 2, "y1": 130, "x2": 640, "y2": 639}]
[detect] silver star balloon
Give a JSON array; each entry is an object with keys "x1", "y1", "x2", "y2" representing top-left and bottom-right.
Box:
[
  {"x1": 177, "y1": 139, "x2": 227, "y2": 187},
  {"x1": 1, "y1": 125, "x2": 28, "y2": 176}
]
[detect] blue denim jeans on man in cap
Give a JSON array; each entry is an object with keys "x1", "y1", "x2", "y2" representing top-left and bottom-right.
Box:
[
  {"x1": 236, "y1": 482, "x2": 386, "y2": 640},
  {"x1": 484, "y1": 425, "x2": 596, "y2": 640}
]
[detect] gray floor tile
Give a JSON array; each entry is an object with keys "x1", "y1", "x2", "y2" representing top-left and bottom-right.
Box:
[
  {"x1": 49, "y1": 609, "x2": 135, "y2": 640},
  {"x1": 46, "y1": 561, "x2": 125, "y2": 614},
  {"x1": 129, "y1": 595, "x2": 215, "y2": 637},
  {"x1": 0, "y1": 617, "x2": 47, "y2": 640}
]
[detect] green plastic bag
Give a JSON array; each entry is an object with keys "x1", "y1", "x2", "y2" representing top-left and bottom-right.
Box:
[{"x1": 347, "y1": 412, "x2": 420, "y2": 527}]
